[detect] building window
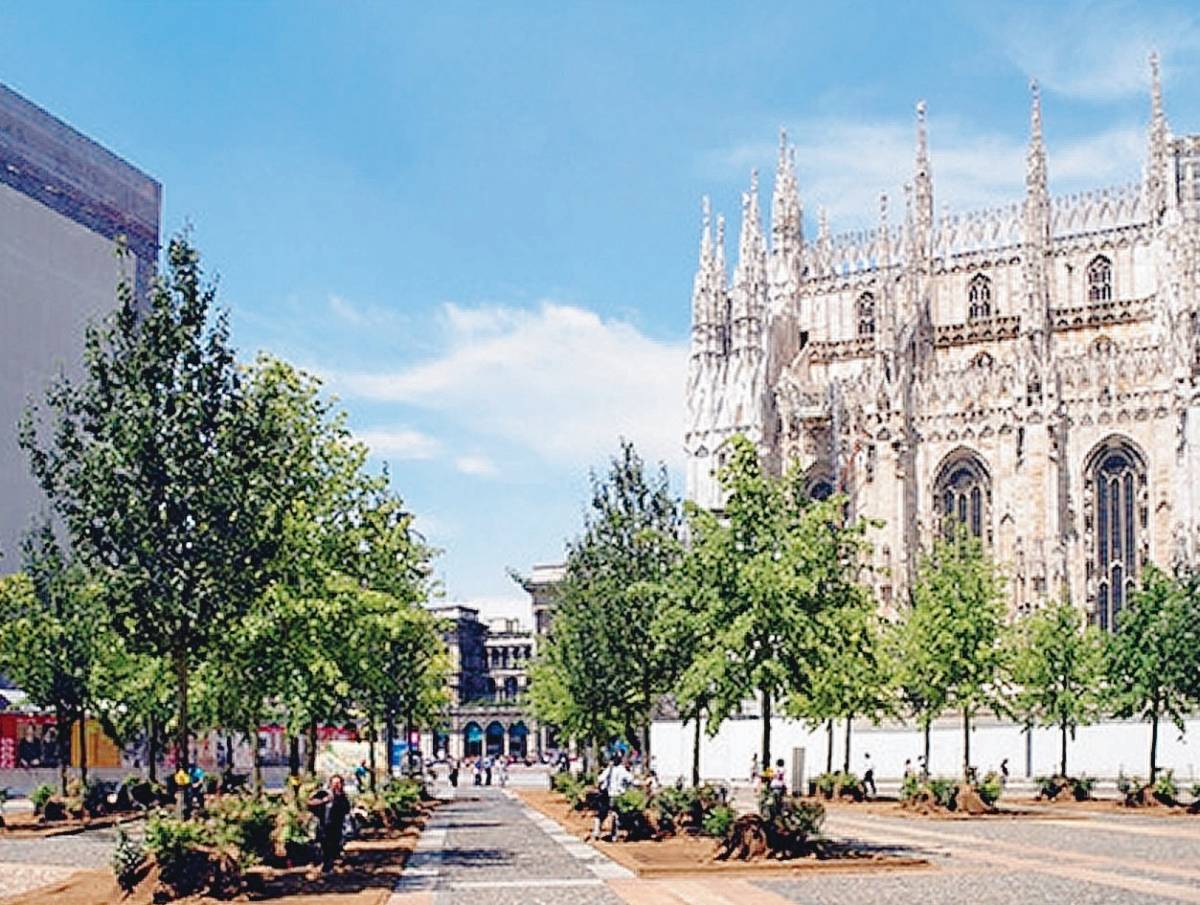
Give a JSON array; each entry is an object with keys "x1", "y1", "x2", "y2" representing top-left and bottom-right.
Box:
[
  {"x1": 968, "y1": 274, "x2": 992, "y2": 320},
  {"x1": 1087, "y1": 255, "x2": 1113, "y2": 302},
  {"x1": 1086, "y1": 437, "x2": 1146, "y2": 632},
  {"x1": 857, "y1": 292, "x2": 876, "y2": 337},
  {"x1": 933, "y1": 451, "x2": 991, "y2": 541}
]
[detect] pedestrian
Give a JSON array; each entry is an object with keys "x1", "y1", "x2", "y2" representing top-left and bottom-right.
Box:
[
  {"x1": 484, "y1": 755, "x2": 493, "y2": 786},
  {"x1": 473, "y1": 757, "x2": 482, "y2": 786},
  {"x1": 498, "y1": 757, "x2": 509, "y2": 788},
  {"x1": 448, "y1": 757, "x2": 460, "y2": 788},
  {"x1": 309, "y1": 774, "x2": 351, "y2": 873},
  {"x1": 862, "y1": 752, "x2": 876, "y2": 798},
  {"x1": 750, "y1": 752, "x2": 760, "y2": 786},
  {"x1": 917, "y1": 754, "x2": 928, "y2": 780},
  {"x1": 769, "y1": 758, "x2": 787, "y2": 797},
  {"x1": 591, "y1": 754, "x2": 634, "y2": 842},
  {"x1": 1000, "y1": 758, "x2": 1009, "y2": 786},
  {"x1": 354, "y1": 759, "x2": 369, "y2": 793}
]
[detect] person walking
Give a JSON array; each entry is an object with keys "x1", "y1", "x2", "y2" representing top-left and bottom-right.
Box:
[
  {"x1": 448, "y1": 757, "x2": 460, "y2": 789},
  {"x1": 309, "y1": 774, "x2": 351, "y2": 873},
  {"x1": 1000, "y1": 757, "x2": 1010, "y2": 786},
  {"x1": 498, "y1": 757, "x2": 509, "y2": 788},
  {"x1": 354, "y1": 759, "x2": 369, "y2": 793},
  {"x1": 590, "y1": 754, "x2": 633, "y2": 842},
  {"x1": 473, "y1": 757, "x2": 482, "y2": 786},
  {"x1": 484, "y1": 755, "x2": 493, "y2": 786},
  {"x1": 862, "y1": 752, "x2": 877, "y2": 798}
]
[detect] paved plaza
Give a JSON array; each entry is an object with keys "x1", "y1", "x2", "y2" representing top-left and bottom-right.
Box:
[
  {"x1": 385, "y1": 784, "x2": 1200, "y2": 905},
  {"x1": 3, "y1": 786, "x2": 1199, "y2": 903}
]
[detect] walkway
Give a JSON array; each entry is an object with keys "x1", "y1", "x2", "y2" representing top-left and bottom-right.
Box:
[{"x1": 386, "y1": 784, "x2": 1200, "y2": 905}]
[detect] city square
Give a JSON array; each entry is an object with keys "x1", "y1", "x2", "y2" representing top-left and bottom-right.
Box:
[{"x1": 1, "y1": 2, "x2": 1200, "y2": 903}]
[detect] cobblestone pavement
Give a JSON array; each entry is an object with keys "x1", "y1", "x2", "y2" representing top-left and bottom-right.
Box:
[
  {"x1": 0, "y1": 822, "x2": 138, "y2": 899},
  {"x1": 389, "y1": 786, "x2": 1200, "y2": 905}
]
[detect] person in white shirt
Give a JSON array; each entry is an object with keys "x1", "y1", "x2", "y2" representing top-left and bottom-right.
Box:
[{"x1": 590, "y1": 754, "x2": 634, "y2": 841}]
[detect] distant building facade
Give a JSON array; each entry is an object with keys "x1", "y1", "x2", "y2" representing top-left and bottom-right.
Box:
[
  {"x1": 430, "y1": 563, "x2": 565, "y2": 760},
  {"x1": 0, "y1": 83, "x2": 160, "y2": 565},
  {"x1": 685, "y1": 57, "x2": 1200, "y2": 629}
]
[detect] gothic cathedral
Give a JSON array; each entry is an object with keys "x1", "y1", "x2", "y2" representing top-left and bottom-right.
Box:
[{"x1": 684, "y1": 56, "x2": 1200, "y2": 629}]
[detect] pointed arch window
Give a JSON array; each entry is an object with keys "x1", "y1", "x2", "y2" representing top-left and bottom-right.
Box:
[
  {"x1": 1087, "y1": 255, "x2": 1113, "y2": 302},
  {"x1": 856, "y1": 292, "x2": 876, "y2": 337},
  {"x1": 933, "y1": 451, "x2": 991, "y2": 542},
  {"x1": 1085, "y1": 437, "x2": 1146, "y2": 632},
  {"x1": 968, "y1": 274, "x2": 992, "y2": 320}
]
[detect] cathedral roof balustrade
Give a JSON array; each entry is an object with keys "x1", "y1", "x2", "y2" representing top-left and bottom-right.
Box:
[
  {"x1": 804, "y1": 335, "x2": 876, "y2": 363},
  {"x1": 933, "y1": 314, "x2": 1021, "y2": 348},
  {"x1": 1051, "y1": 294, "x2": 1154, "y2": 331},
  {"x1": 1050, "y1": 182, "x2": 1145, "y2": 239}
]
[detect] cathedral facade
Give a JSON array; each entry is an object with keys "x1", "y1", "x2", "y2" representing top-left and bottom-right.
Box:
[{"x1": 684, "y1": 57, "x2": 1200, "y2": 628}]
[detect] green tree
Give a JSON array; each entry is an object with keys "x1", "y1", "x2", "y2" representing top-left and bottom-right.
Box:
[
  {"x1": 0, "y1": 525, "x2": 104, "y2": 792},
  {"x1": 1105, "y1": 565, "x2": 1200, "y2": 780},
  {"x1": 800, "y1": 599, "x2": 891, "y2": 774},
  {"x1": 533, "y1": 441, "x2": 681, "y2": 759},
  {"x1": 677, "y1": 435, "x2": 873, "y2": 766},
  {"x1": 1011, "y1": 599, "x2": 1104, "y2": 778},
  {"x1": 20, "y1": 238, "x2": 299, "y2": 773},
  {"x1": 908, "y1": 530, "x2": 1009, "y2": 779},
  {"x1": 91, "y1": 644, "x2": 174, "y2": 783}
]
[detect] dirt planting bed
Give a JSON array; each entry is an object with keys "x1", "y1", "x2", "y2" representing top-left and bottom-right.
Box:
[
  {"x1": 517, "y1": 789, "x2": 928, "y2": 878},
  {"x1": 0, "y1": 816, "x2": 429, "y2": 905}
]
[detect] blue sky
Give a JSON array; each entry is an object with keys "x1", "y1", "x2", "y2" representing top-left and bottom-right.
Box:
[{"x1": 3, "y1": 1, "x2": 1199, "y2": 617}]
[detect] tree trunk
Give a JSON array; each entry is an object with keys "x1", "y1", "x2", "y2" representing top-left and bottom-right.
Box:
[
  {"x1": 923, "y1": 720, "x2": 931, "y2": 777},
  {"x1": 640, "y1": 717, "x2": 651, "y2": 767},
  {"x1": 367, "y1": 717, "x2": 378, "y2": 793},
  {"x1": 173, "y1": 649, "x2": 190, "y2": 774},
  {"x1": 691, "y1": 714, "x2": 701, "y2": 788},
  {"x1": 843, "y1": 715, "x2": 852, "y2": 774},
  {"x1": 825, "y1": 720, "x2": 834, "y2": 774},
  {"x1": 288, "y1": 734, "x2": 300, "y2": 778},
  {"x1": 385, "y1": 710, "x2": 396, "y2": 779},
  {"x1": 224, "y1": 733, "x2": 234, "y2": 776},
  {"x1": 78, "y1": 707, "x2": 88, "y2": 789},
  {"x1": 1060, "y1": 718, "x2": 1069, "y2": 778},
  {"x1": 147, "y1": 716, "x2": 158, "y2": 784},
  {"x1": 56, "y1": 704, "x2": 70, "y2": 795},
  {"x1": 306, "y1": 722, "x2": 318, "y2": 775},
  {"x1": 406, "y1": 705, "x2": 416, "y2": 776},
  {"x1": 252, "y1": 728, "x2": 263, "y2": 793},
  {"x1": 760, "y1": 687, "x2": 772, "y2": 767},
  {"x1": 962, "y1": 708, "x2": 971, "y2": 781},
  {"x1": 1149, "y1": 709, "x2": 1159, "y2": 782}
]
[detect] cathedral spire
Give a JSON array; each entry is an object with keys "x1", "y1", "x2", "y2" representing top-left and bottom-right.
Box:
[
  {"x1": 691, "y1": 196, "x2": 715, "y2": 361},
  {"x1": 912, "y1": 100, "x2": 933, "y2": 257},
  {"x1": 733, "y1": 170, "x2": 767, "y2": 357},
  {"x1": 878, "y1": 191, "x2": 891, "y2": 268},
  {"x1": 1145, "y1": 51, "x2": 1171, "y2": 221},
  {"x1": 1023, "y1": 80, "x2": 1051, "y2": 353},
  {"x1": 1025, "y1": 80, "x2": 1050, "y2": 244},
  {"x1": 771, "y1": 127, "x2": 803, "y2": 262}
]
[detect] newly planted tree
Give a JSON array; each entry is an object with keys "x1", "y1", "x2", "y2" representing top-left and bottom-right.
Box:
[
  {"x1": 21, "y1": 238, "x2": 298, "y2": 772},
  {"x1": 1105, "y1": 565, "x2": 1200, "y2": 780},
  {"x1": 0, "y1": 525, "x2": 104, "y2": 792},
  {"x1": 678, "y1": 435, "x2": 873, "y2": 766},
  {"x1": 1012, "y1": 599, "x2": 1103, "y2": 777},
  {"x1": 907, "y1": 530, "x2": 1009, "y2": 779}
]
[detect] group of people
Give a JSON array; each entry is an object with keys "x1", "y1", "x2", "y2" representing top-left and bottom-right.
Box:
[{"x1": 445, "y1": 754, "x2": 508, "y2": 788}]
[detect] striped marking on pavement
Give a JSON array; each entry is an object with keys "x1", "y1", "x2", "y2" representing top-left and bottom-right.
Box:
[
  {"x1": 606, "y1": 878, "x2": 799, "y2": 905},
  {"x1": 506, "y1": 788, "x2": 635, "y2": 880}
]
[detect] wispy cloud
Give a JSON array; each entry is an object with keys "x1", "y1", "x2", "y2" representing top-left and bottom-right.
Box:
[
  {"x1": 992, "y1": 0, "x2": 1200, "y2": 101},
  {"x1": 327, "y1": 294, "x2": 406, "y2": 328},
  {"x1": 354, "y1": 427, "x2": 441, "y2": 460},
  {"x1": 455, "y1": 454, "x2": 498, "y2": 477},
  {"x1": 708, "y1": 117, "x2": 1144, "y2": 229},
  {"x1": 330, "y1": 301, "x2": 687, "y2": 470}
]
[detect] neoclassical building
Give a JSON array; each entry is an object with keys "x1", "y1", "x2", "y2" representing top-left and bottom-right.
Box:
[{"x1": 685, "y1": 57, "x2": 1200, "y2": 629}]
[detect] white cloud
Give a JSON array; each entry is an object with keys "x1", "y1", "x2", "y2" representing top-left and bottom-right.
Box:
[
  {"x1": 455, "y1": 454, "x2": 499, "y2": 477},
  {"x1": 328, "y1": 294, "x2": 406, "y2": 328},
  {"x1": 710, "y1": 117, "x2": 1144, "y2": 229},
  {"x1": 993, "y1": 1, "x2": 1200, "y2": 101},
  {"x1": 331, "y1": 301, "x2": 687, "y2": 470},
  {"x1": 354, "y1": 427, "x2": 440, "y2": 460}
]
